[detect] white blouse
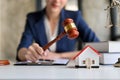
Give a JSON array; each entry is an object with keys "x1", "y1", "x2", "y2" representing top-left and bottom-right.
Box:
[{"x1": 44, "y1": 15, "x2": 59, "y2": 51}]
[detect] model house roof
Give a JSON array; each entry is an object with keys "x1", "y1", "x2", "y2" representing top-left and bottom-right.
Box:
[{"x1": 72, "y1": 45, "x2": 101, "y2": 60}]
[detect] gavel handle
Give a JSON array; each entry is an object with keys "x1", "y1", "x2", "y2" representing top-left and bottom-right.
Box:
[{"x1": 43, "y1": 31, "x2": 66, "y2": 51}]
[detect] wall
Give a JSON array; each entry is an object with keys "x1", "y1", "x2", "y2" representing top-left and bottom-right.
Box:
[
  {"x1": 82, "y1": 0, "x2": 110, "y2": 41},
  {"x1": 0, "y1": 0, "x2": 35, "y2": 61}
]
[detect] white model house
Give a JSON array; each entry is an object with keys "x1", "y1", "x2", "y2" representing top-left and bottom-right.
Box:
[{"x1": 74, "y1": 45, "x2": 101, "y2": 68}]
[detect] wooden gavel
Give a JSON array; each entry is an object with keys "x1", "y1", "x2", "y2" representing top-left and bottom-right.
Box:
[
  {"x1": 43, "y1": 18, "x2": 79, "y2": 51},
  {"x1": 0, "y1": 60, "x2": 10, "y2": 65}
]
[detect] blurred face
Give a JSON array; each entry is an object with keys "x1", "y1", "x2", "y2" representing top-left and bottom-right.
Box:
[{"x1": 46, "y1": 0, "x2": 67, "y2": 13}]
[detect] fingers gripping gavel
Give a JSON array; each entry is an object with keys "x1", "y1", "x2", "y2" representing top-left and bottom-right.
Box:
[{"x1": 43, "y1": 18, "x2": 79, "y2": 51}]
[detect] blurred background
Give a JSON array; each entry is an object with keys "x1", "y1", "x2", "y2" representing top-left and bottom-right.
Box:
[{"x1": 0, "y1": 0, "x2": 120, "y2": 61}]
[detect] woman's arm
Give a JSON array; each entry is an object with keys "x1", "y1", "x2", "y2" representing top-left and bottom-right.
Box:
[
  {"x1": 18, "y1": 43, "x2": 79, "y2": 62},
  {"x1": 40, "y1": 50, "x2": 79, "y2": 60}
]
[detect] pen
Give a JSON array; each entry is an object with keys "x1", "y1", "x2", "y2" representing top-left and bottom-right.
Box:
[{"x1": 39, "y1": 59, "x2": 54, "y2": 62}]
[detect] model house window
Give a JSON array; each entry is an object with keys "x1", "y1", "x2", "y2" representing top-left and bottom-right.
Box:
[
  {"x1": 83, "y1": 60, "x2": 85, "y2": 64},
  {"x1": 92, "y1": 60, "x2": 95, "y2": 64}
]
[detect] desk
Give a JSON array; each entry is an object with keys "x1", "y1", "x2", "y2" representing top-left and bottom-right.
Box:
[{"x1": 0, "y1": 64, "x2": 120, "y2": 80}]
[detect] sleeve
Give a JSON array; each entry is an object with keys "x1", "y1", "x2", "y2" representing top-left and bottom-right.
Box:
[
  {"x1": 75, "y1": 11, "x2": 100, "y2": 42},
  {"x1": 16, "y1": 16, "x2": 34, "y2": 60}
]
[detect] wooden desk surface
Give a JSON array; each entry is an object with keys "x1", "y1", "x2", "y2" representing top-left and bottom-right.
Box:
[{"x1": 0, "y1": 63, "x2": 120, "y2": 80}]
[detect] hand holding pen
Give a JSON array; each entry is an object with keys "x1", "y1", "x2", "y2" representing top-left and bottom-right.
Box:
[
  {"x1": 25, "y1": 43, "x2": 60, "y2": 62},
  {"x1": 25, "y1": 43, "x2": 45, "y2": 62}
]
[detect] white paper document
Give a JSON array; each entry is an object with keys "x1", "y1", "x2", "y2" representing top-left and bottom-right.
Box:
[{"x1": 14, "y1": 59, "x2": 69, "y2": 65}]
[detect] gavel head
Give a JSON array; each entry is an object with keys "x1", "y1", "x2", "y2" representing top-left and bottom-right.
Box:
[{"x1": 63, "y1": 18, "x2": 79, "y2": 39}]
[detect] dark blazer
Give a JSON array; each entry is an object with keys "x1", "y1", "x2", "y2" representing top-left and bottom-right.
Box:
[{"x1": 17, "y1": 8, "x2": 99, "y2": 58}]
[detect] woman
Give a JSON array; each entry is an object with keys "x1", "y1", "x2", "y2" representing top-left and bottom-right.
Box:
[{"x1": 17, "y1": 0, "x2": 99, "y2": 62}]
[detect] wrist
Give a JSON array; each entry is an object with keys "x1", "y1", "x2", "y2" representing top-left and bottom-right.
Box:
[
  {"x1": 18, "y1": 48, "x2": 27, "y2": 61},
  {"x1": 59, "y1": 53, "x2": 68, "y2": 59},
  {"x1": 59, "y1": 53, "x2": 63, "y2": 59}
]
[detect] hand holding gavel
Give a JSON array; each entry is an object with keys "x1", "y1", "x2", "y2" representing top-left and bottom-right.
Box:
[
  {"x1": 24, "y1": 18, "x2": 79, "y2": 62},
  {"x1": 43, "y1": 18, "x2": 79, "y2": 51}
]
